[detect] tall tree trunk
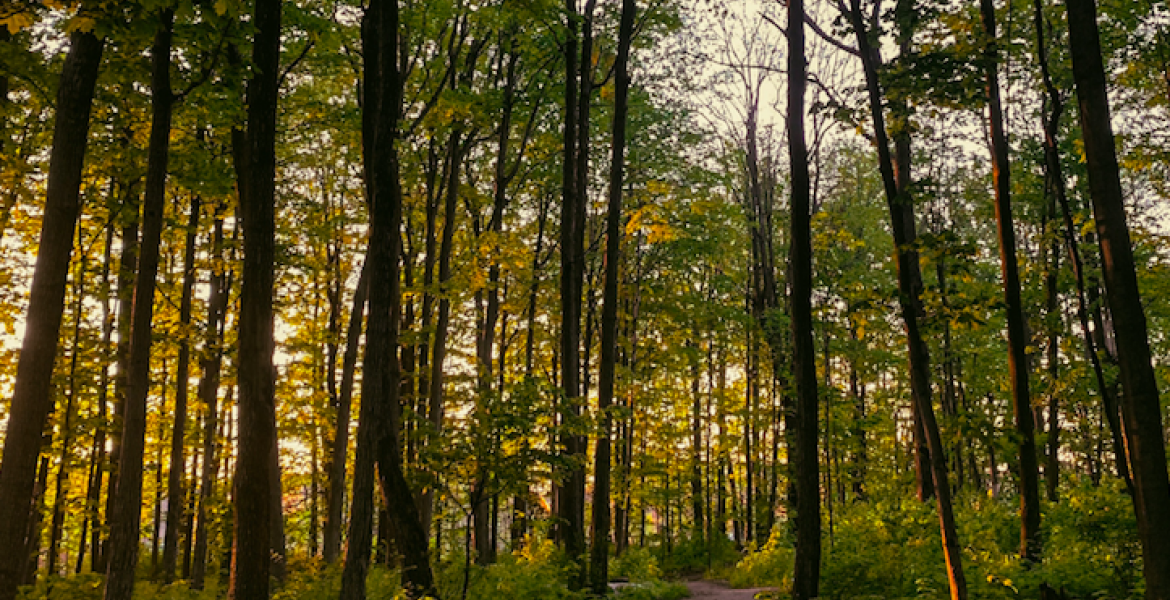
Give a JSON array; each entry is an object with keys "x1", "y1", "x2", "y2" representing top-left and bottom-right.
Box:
[
  {"x1": 0, "y1": 23, "x2": 104, "y2": 600},
  {"x1": 228, "y1": 0, "x2": 282, "y2": 595},
  {"x1": 190, "y1": 211, "x2": 230, "y2": 590},
  {"x1": 1032, "y1": 0, "x2": 1132, "y2": 497},
  {"x1": 104, "y1": 11, "x2": 176, "y2": 599},
  {"x1": 588, "y1": 0, "x2": 634, "y2": 590},
  {"x1": 340, "y1": 2, "x2": 435, "y2": 597},
  {"x1": 787, "y1": 3, "x2": 821, "y2": 596},
  {"x1": 979, "y1": 0, "x2": 1042, "y2": 563},
  {"x1": 162, "y1": 195, "x2": 201, "y2": 581},
  {"x1": 558, "y1": 0, "x2": 591, "y2": 586},
  {"x1": 323, "y1": 263, "x2": 368, "y2": 564},
  {"x1": 101, "y1": 176, "x2": 142, "y2": 574},
  {"x1": 846, "y1": 0, "x2": 967, "y2": 596},
  {"x1": 1065, "y1": 0, "x2": 1170, "y2": 594},
  {"x1": 78, "y1": 221, "x2": 115, "y2": 574},
  {"x1": 49, "y1": 245, "x2": 87, "y2": 575}
]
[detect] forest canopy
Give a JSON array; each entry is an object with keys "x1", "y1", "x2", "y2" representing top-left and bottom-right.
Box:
[{"x1": 1, "y1": 0, "x2": 1169, "y2": 599}]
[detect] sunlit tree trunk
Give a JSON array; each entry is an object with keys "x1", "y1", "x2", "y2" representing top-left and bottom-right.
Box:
[
  {"x1": 846, "y1": 0, "x2": 967, "y2": 596},
  {"x1": 979, "y1": 0, "x2": 1042, "y2": 563}
]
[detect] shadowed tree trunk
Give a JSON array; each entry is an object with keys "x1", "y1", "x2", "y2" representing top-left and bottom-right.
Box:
[
  {"x1": 0, "y1": 22, "x2": 104, "y2": 600},
  {"x1": 162, "y1": 195, "x2": 200, "y2": 581},
  {"x1": 323, "y1": 263, "x2": 369, "y2": 564},
  {"x1": 227, "y1": 0, "x2": 282, "y2": 596},
  {"x1": 787, "y1": 2, "x2": 821, "y2": 597},
  {"x1": 1065, "y1": 0, "x2": 1170, "y2": 595},
  {"x1": 190, "y1": 210, "x2": 230, "y2": 590},
  {"x1": 340, "y1": 1, "x2": 435, "y2": 597},
  {"x1": 846, "y1": 0, "x2": 967, "y2": 596},
  {"x1": 558, "y1": 0, "x2": 593, "y2": 587},
  {"x1": 588, "y1": 0, "x2": 634, "y2": 591},
  {"x1": 103, "y1": 10, "x2": 177, "y2": 600}
]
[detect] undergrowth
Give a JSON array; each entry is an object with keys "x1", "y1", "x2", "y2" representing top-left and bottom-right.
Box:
[{"x1": 726, "y1": 479, "x2": 1142, "y2": 599}]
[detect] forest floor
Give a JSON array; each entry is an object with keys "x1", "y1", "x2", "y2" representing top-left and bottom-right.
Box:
[{"x1": 683, "y1": 579, "x2": 777, "y2": 599}]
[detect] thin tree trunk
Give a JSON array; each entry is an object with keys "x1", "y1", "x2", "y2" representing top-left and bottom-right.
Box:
[
  {"x1": 323, "y1": 263, "x2": 369, "y2": 563},
  {"x1": 1065, "y1": 0, "x2": 1170, "y2": 594},
  {"x1": 162, "y1": 195, "x2": 200, "y2": 581},
  {"x1": 846, "y1": 0, "x2": 967, "y2": 596},
  {"x1": 104, "y1": 12, "x2": 177, "y2": 599},
  {"x1": 190, "y1": 211, "x2": 230, "y2": 590},
  {"x1": 979, "y1": 0, "x2": 1042, "y2": 562},
  {"x1": 588, "y1": 0, "x2": 634, "y2": 590},
  {"x1": 49, "y1": 243, "x2": 87, "y2": 575},
  {"x1": 0, "y1": 24, "x2": 104, "y2": 600}
]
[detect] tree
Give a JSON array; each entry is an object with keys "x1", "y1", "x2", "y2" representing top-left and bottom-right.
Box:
[
  {"x1": 786, "y1": 1, "x2": 821, "y2": 598},
  {"x1": 228, "y1": 0, "x2": 282, "y2": 596},
  {"x1": 1065, "y1": 0, "x2": 1170, "y2": 595},
  {"x1": 0, "y1": 16, "x2": 105, "y2": 600},
  {"x1": 978, "y1": 0, "x2": 1042, "y2": 563},
  {"x1": 588, "y1": 0, "x2": 635, "y2": 592}
]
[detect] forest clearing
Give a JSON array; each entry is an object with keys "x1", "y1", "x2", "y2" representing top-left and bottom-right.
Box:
[{"x1": 1, "y1": 0, "x2": 1169, "y2": 599}]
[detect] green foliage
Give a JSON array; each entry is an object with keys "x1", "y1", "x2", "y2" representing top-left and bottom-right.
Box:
[
  {"x1": 728, "y1": 530, "x2": 793, "y2": 590},
  {"x1": 612, "y1": 580, "x2": 691, "y2": 600},
  {"x1": 727, "y1": 482, "x2": 1142, "y2": 599},
  {"x1": 438, "y1": 539, "x2": 586, "y2": 600},
  {"x1": 610, "y1": 546, "x2": 663, "y2": 582}
]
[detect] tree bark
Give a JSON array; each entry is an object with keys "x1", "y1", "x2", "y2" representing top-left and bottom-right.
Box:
[
  {"x1": 162, "y1": 195, "x2": 201, "y2": 581},
  {"x1": 588, "y1": 0, "x2": 634, "y2": 590},
  {"x1": 103, "y1": 10, "x2": 176, "y2": 599},
  {"x1": 228, "y1": 0, "x2": 282, "y2": 596},
  {"x1": 979, "y1": 0, "x2": 1042, "y2": 563},
  {"x1": 0, "y1": 24, "x2": 104, "y2": 600},
  {"x1": 846, "y1": 0, "x2": 967, "y2": 596},
  {"x1": 1065, "y1": 0, "x2": 1170, "y2": 595}
]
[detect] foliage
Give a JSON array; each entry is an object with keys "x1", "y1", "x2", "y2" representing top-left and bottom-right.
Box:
[{"x1": 727, "y1": 481, "x2": 1142, "y2": 599}]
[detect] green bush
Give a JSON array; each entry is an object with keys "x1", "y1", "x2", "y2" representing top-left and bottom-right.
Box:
[
  {"x1": 728, "y1": 529, "x2": 793, "y2": 590},
  {"x1": 612, "y1": 580, "x2": 691, "y2": 600},
  {"x1": 439, "y1": 539, "x2": 585, "y2": 600},
  {"x1": 610, "y1": 546, "x2": 662, "y2": 582}
]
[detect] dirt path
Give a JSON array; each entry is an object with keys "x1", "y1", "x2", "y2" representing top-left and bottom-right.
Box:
[{"x1": 684, "y1": 579, "x2": 776, "y2": 599}]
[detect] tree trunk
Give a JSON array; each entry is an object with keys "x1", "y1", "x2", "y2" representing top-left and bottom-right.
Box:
[
  {"x1": 323, "y1": 263, "x2": 369, "y2": 563},
  {"x1": 846, "y1": 0, "x2": 967, "y2": 596},
  {"x1": 190, "y1": 210, "x2": 230, "y2": 590},
  {"x1": 228, "y1": 0, "x2": 282, "y2": 595},
  {"x1": 588, "y1": 0, "x2": 634, "y2": 590},
  {"x1": 1065, "y1": 0, "x2": 1170, "y2": 594},
  {"x1": 49, "y1": 246, "x2": 87, "y2": 575},
  {"x1": 787, "y1": 4, "x2": 821, "y2": 595},
  {"x1": 979, "y1": 0, "x2": 1042, "y2": 563},
  {"x1": 162, "y1": 195, "x2": 200, "y2": 581},
  {"x1": 0, "y1": 24, "x2": 104, "y2": 600},
  {"x1": 558, "y1": 0, "x2": 591, "y2": 586},
  {"x1": 104, "y1": 11, "x2": 176, "y2": 599},
  {"x1": 340, "y1": 2, "x2": 435, "y2": 597}
]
